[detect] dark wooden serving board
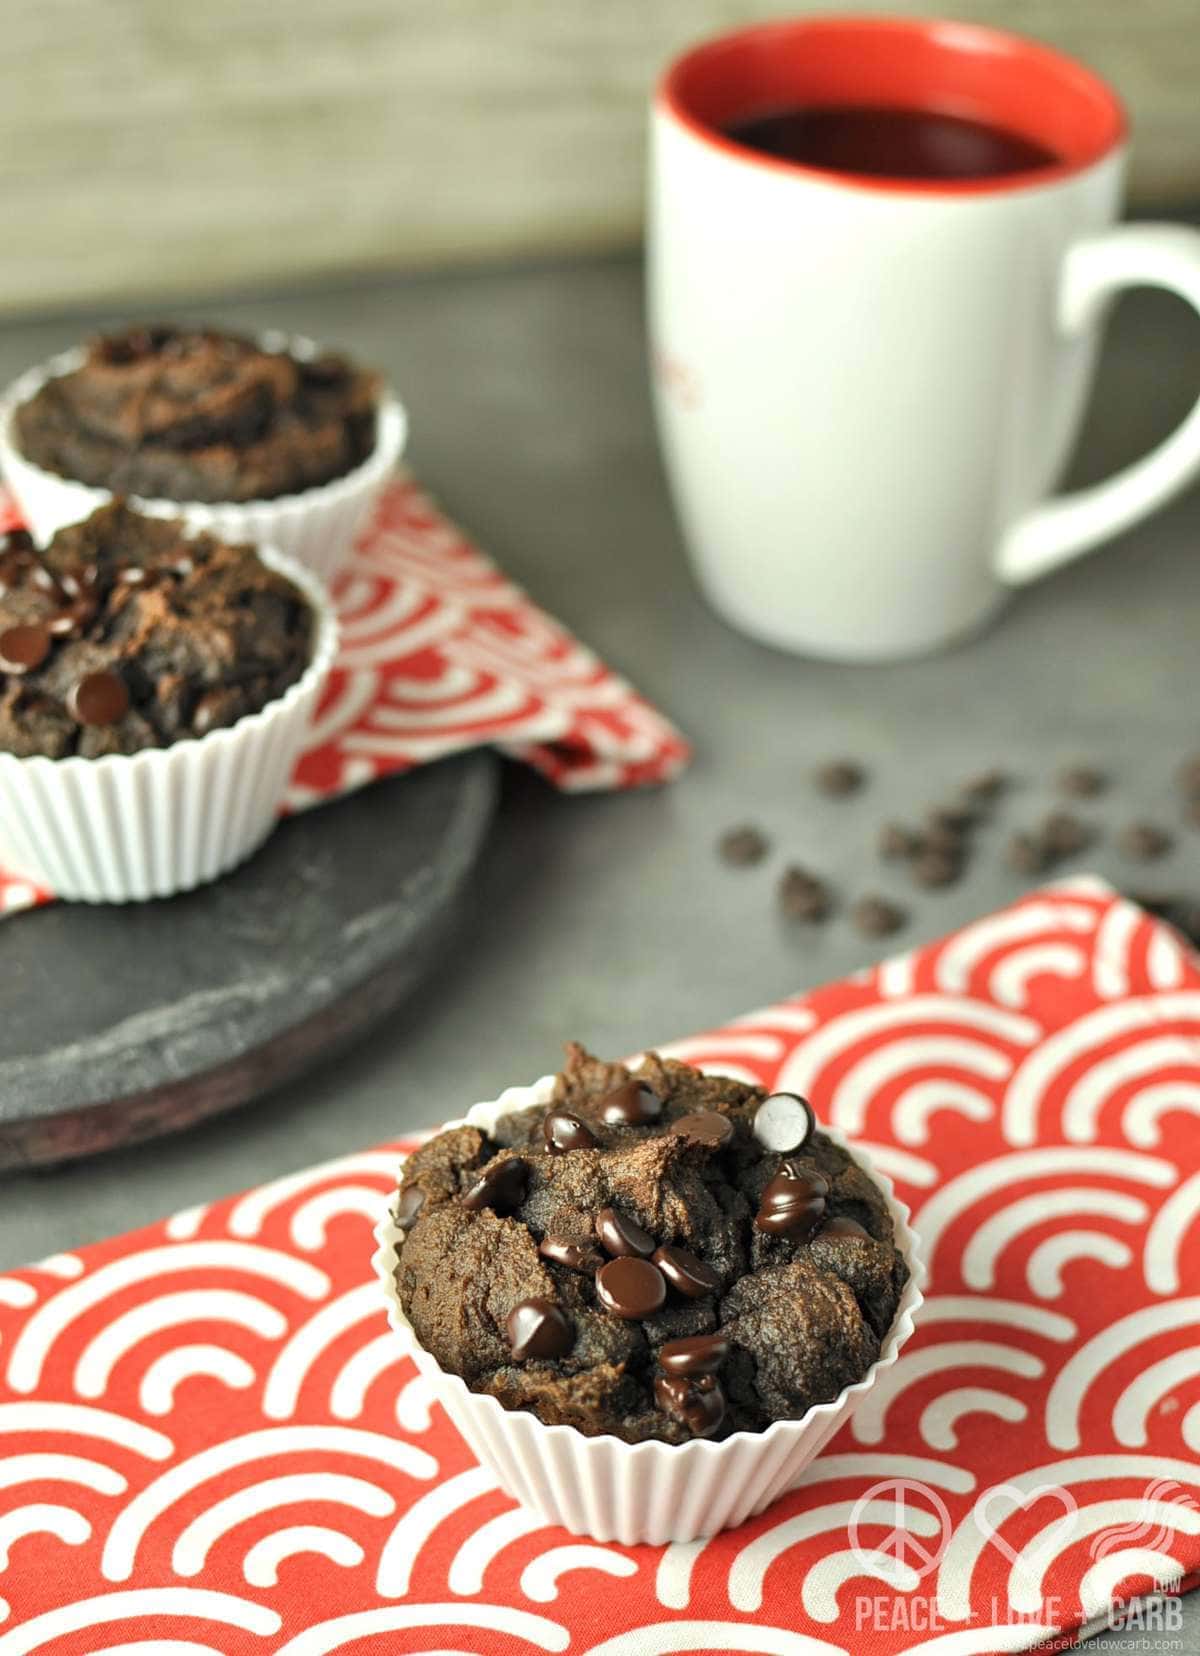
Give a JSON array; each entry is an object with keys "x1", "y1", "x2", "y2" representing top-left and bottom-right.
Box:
[{"x1": 0, "y1": 751, "x2": 499, "y2": 1168}]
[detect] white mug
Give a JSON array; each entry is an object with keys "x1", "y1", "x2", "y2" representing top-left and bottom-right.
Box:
[{"x1": 648, "y1": 17, "x2": 1200, "y2": 661}]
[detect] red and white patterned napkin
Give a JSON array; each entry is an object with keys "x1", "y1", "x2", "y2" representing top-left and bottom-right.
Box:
[
  {"x1": 0, "y1": 478, "x2": 691, "y2": 916},
  {"x1": 1, "y1": 878, "x2": 1198, "y2": 1653}
]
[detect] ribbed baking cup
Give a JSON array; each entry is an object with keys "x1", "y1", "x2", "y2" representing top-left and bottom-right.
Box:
[
  {"x1": 373, "y1": 1074, "x2": 926, "y2": 1545},
  {"x1": 0, "y1": 547, "x2": 337, "y2": 903},
  {"x1": 0, "y1": 336, "x2": 407, "y2": 584}
]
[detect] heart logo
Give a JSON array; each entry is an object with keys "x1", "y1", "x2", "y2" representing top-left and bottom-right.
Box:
[{"x1": 973, "y1": 1481, "x2": 1080, "y2": 1590}]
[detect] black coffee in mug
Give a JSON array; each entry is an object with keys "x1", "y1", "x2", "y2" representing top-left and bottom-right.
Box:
[{"x1": 724, "y1": 104, "x2": 1059, "y2": 182}]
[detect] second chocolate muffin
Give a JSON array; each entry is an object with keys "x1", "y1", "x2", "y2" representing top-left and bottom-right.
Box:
[
  {"x1": 0, "y1": 501, "x2": 314, "y2": 760},
  {"x1": 14, "y1": 325, "x2": 381, "y2": 504},
  {"x1": 393, "y1": 1044, "x2": 909, "y2": 1445}
]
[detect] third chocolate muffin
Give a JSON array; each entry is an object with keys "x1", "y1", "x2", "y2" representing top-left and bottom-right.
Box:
[
  {"x1": 392, "y1": 1043, "x2": 909, "y2": 1445},
  {"x1": 14, "y1": 324, "x2": 381, "y2": 505}
]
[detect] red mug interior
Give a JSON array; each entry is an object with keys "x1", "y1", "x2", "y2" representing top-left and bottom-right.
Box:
[{"x1": 658, "y1": 15, "x2": 1127, "y2": 193}]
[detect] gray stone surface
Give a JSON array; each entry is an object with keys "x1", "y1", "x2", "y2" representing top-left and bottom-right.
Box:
[
  {"x1": 0, "y1": 754, "x2": 497, "y2": 1167},
  {"x1": 0, "y1": 255, "x2": 1197, "y2": 1650}
]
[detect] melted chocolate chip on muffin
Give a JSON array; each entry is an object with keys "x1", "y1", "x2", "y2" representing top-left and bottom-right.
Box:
[
  {"x1": 393, "y1": 1043, "x2": 908, "y2": 1445},
  {"x1": 0, "y1": 501, "x2": 313, "y2": 760},
  {"x1": 16, "y1": 324, "x2": 381, "y2": 503}
]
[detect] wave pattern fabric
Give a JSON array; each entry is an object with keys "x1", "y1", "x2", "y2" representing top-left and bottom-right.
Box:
[
  {"x1": 0, "y1": 478, "x2": 692, "y2": 916},
  {"x1": 0, "y1": 880, "x2": 1198, "y2": 1652}
]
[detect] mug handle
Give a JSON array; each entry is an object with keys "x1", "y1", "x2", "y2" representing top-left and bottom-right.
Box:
[{"x1": 996, "y1": 224, "x2": 1200, "y2": 584}]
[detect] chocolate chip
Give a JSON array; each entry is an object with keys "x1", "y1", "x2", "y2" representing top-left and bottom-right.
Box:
[
  {"x1": 1042, "y1": 811, "x2": 1092, "y2": 857},
  {"x1": 852, "y1": 895, "x2": 909, "y2": 935},
  {"x1": 1057, "y1": 764, "x2": 1106, "y2": 798},
  {"x1": 753, "y1": 1092, "x2": 815, "y2": 1154},
  {"x1": 653, "y1": 1244, "x2": 721, "y2": 1299},
  {"x1": 962, "y1": 768, "x2": 1008, "y2": 801},
  {"x1": 821, "y1": 1215, "x2": 871, "y2": 1240},
  {"x1": 755, "y1": 1164, "x2": 829, "y2": 1237},
  {"x1": 878, "y1": 822, "x2": 917, "y2": 860},
  {"x1": 395, "y1": 1185, "x2": 425, "y2": 1230},
  {"x1": 1005, "y1": 831, "x2": 1050, "y2": 875},
  {"x1": 912, "y1": 849, "x2": 962, "y2": 889},
  {"x1": 538, "y1": 1236, "x2": 603, "y2": 1274},
  {"x1": 0, "y1": 624, "x2": 51, "y2": 673},
  {"x1": 1118, "y1": 821, "x2": 1173, "y2": 861},
  {"x1": 542, "y1": 1109, "x2": 596, "y2": 1155},
  {"x1": 597, "y1": 1080, "x2": 664, "y2": 1127},
  {"x1": 596, "y1": 1207, "x2": 656, "y2": 1259},
  {"x1": 654, "y1": 1372, "x2": 725, "y2": 1437},
  {"x1": 659, "y1": 1332, "x2": 728, "y2": 1377},
  {"x1": 671, "y1": 1110, "x2": 734, "y2": 1149},
  {"x1": 68, "y1": 669, "x2": 130, "y2": 726},
  {"x1": 506, "y1": 1298, "x2": 573, "y2": 1361},
  {"x1": 718, "y1": 825, "x2": 769, "y2": 867},
  {"x1": 928, "y1": 804, "x2": 975, "y2": 834},
  {"x1": 778, "y1": 865, "x2": 832, "y2": 921},
  {"x1": 595, "y1": 1256, "x2": 667, "y2": 1319},
  {"x1": 922, "y1": 822, "x2": 965, "y2": 856},
  {"x1": 814, "y1": 759, "x2": 864, "y2": 797},
  {"x1": 462, "y1": 1157, "x2": 529, "y2": 1215}
]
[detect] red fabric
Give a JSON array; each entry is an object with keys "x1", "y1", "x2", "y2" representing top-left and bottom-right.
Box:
[
  {"x1": 1, "y1": 880, "x2": 1198, "y2": 1653},
  {"x1": 0, "y1": 478, "x2": 691, "y2": 916}
]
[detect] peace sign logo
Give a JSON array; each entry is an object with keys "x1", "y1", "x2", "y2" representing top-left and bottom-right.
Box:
[{"x1": 848, "y1": 1478, "x2": 954, "y2": 1582}]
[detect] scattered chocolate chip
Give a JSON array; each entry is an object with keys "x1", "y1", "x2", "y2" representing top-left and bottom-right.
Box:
[
  {"x1": 597, "y1": 1080, "x2": 664, "y2": 1127},
  {"x1": 1005, "y1": 831, "x2": 1050, "y2": 875},
  {"x1": 921, "y1": 821, "x2": 965, "y2": 856},
  {"x1": 718, "y1": 824, "x2": 770, "y2": 867},
  {"x1": 814, "y1": 759, "x2": 864, "y2": 797},
  {"x1": 928, "y1": 804, "x2": 974, "y2": 834},
  {"x1": 0, "y1": 623, "x2": 51, "y2": 674},
  {"x1": 596, "y1": 1207, "x2": 656, "y2": 1259},
  {"x1": 671, "y1": 1110, "x2": 734, "y2": 1149},
  {"x1": 538, "y1": 1236, "x2": 603, "y2": 1274},
  {"x1": 753, "y1": 1093, "x2": 815, "y2": 1154},
  {"x1": 755, "y1": 1164, "x2": 829, "y2": 1237},
  {"x1": 912, "y1": 849, "x2": 961, "y2": 889},
  {"x1": 395, "y1": 1185, "x2": 425, "y2": 1230},
  {"x1": 462, "y1": 1157, "x2": 529, "y2": 1215},
  {"x1": 1057, "y1": 764, "x2": 1106, "y2": 798},
  {"x1": 654, "y1": 1371, "x2": 726, "y2": 1437},
  {"x1": 68, "y1": 669, "x2": 130, "y2": 726},
  {"x1": 653, "y1": 1243, "x2": 721, "y2": 1299},
  {"x1": 962, "y1": 768, "x2": 1009, "y2": 801},
  {"x1": 1118, "y1": 822, "x2": 1173, "y2": 861},
  {"x1": 821, "y1": 1215, "x2": 871, "y2": 1240},
  {"x1": 542, "y1": 1109, "x2": 596, "y2": 1155},
  {"x1": 1042, "y1": 811, "x2": 1092, "y2": 857},
  {"x1": 506, "y1": 1298, "x2": 573, "y2": 1362},
  {"x1": 778, "y1": 865, "x2": 832, "y2": 921},
  {"x1": 595, "y1": 1256, "x2": 667, "y2": 1319},
  {"x1": 878, "y1": 822, "x2": 917, "y2": 860},
  {"x1": 659, "y1": 1333, "x2": 729, "y2": 1377},
  {"x1": 852, "y1": 895, "x2": 909, "y2": 936}
]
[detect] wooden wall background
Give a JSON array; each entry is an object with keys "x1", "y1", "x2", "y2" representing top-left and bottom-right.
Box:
[{"x1": 1, "y1": 0, "x2": 1196, "y2": 315}]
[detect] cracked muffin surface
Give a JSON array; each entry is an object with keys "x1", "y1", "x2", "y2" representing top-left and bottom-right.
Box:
[{"x1": 392, "y1": 1043, "x2": 909, "y2": 1444}]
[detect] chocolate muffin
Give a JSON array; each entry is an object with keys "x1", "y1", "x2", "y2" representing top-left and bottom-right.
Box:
[
  {"x1": 0, "y1": 502, "x2": 314, "y2": 760},
  {"x1": 14, "y1": 325, "x2": 381, "y2": 504},
  {"x1": 393, "y1": 1044, "x2": 909, "y2": 1445}
]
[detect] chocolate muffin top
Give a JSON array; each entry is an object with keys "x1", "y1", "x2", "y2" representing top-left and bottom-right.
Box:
[
  {"x1": 14, "y1": 325, "x2": 381, "y2": 504},
  {"x1": 0, "y1": 502, "x2": 314, "y2": 760},
  {"x1": 393, "y1": 1044, "x2": 909, "y2": 1445}
]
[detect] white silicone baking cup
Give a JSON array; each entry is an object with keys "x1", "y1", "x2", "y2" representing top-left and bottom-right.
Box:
[
  {"x1": 0, "y1": 544, "x2": 337, "y2": 903},
  {"x1": 373, "y1": 1072, "x2": 926, "y2": 1545},
  {"x1": 0, "y1": 334, "x2": 407, "y2": 584}
]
